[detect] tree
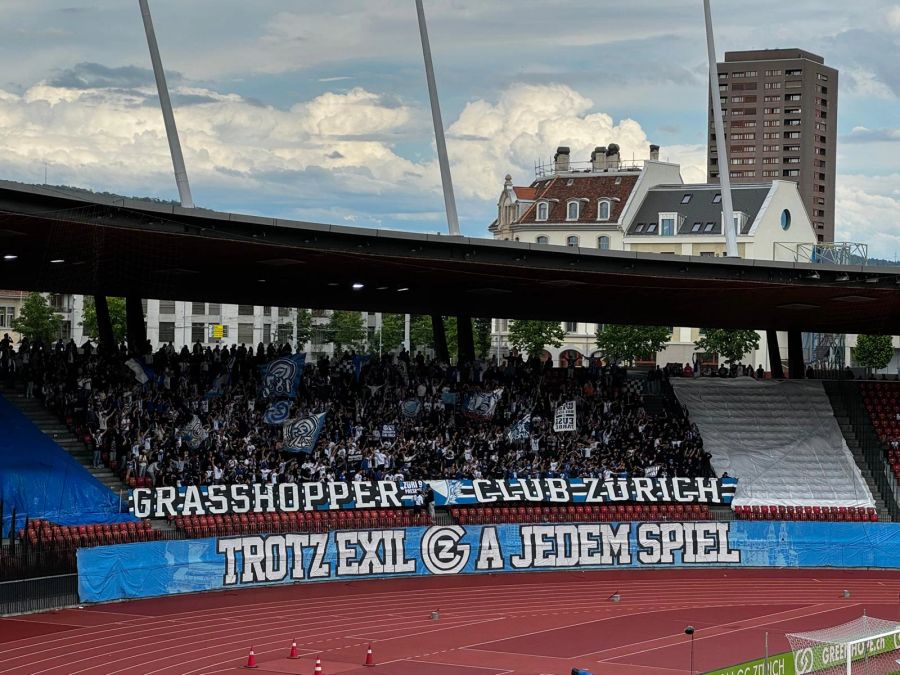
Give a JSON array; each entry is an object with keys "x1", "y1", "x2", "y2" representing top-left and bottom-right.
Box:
[
  {"x1": 595, "y1": 324, "x2": 671, "y2": 365},
  {"x1": 508, "y1": 320, "x2": 566, "y2": 358},
  {"x1": 854, "y1": 334, "x2": 894, "y2": 375},
  {"x1": 410, "y1": 315, "x2": 433, "y2": 352},
  {"x1": 81, "y1": 297, "x2": 128, "y2": 344},
  {"x1": 324, "y1": 310, "x2": 366, "y2": 352},
  {"x1": 474, "y1": 317, "x2": 492, "y2": 359},
  {"x1": 295, "y1": 309, "x2": 312, "y2": 349},
  {"x1": 373, "y1": 313, "x2": 405, "y2": 353},
  {"x1": 694, "y1": 329, "x2": 761, "y2": 366},
  {"x1": 11, "y1": 293, "x2": 61, "y2": 344}
]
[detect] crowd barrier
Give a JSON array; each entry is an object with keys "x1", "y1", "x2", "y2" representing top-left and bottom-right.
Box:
[{"x1": 78, "y1": 520, "x2": 900, "y2": 604}]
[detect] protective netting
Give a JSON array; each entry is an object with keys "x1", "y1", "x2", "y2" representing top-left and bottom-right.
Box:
[{"x1": 787, "y1": 615, "x2": 900, "y2": 674}]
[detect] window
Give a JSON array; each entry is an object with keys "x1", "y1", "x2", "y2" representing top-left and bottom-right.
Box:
[
  {"x1": 597, "y1": 235, "x2": 610, "y2": 250},
  {"x1": 691, "y1": 222, "x2": 702, "y2": 233},
  {"x1": 263, "y1": 324, "x2": 272, "y2": 344},
  {"x1": 238, "y1": 304, "x2": 254, "y2": 316},
  {"x1": 699, "y1": 251, "x2": 715, "y2": 257},
  {"x1": 0, "y1": 306, "x2": 14, "y2": 328},
  {"x1": 566, "y1": 201, "x2": 580, "y2": 221},
  {"x1": 785, "y1": 119, "x2": 801, "y2": 126},
  {"x1": 536, "y1": 202, "x2": 549, "y2": 221},
  {"x1": 704, "y1": 222, "x2": 715, "y2": 232},
  {"x1": 784, "y1": 131, "x2": 801, "y2": 139},
  {"x1": 597, "y1": 199, "x2": 611, "y2": 221},
  {"x1": 237, "y1": 323, "x2": 254, "y2": 344},
  {"x1": 786, "y1": 94, "x2": 801, "y2": 101},
  {"x1": 712, "y1": 193, "x2": 722, "y2": 204},
  {"x1": 784, "y1": 157, "x2": 800, "y2": 164},
  {"x1": 208, "y1": 303, "x2": 221, "y2": 315},
  {"x1": 566, "y1": 235, "x2": 579, "y2": 248},
  {"x1": 764, "y1": 82, "x2": 781, "y2": 89},
  {"x1": 277, "y1": 324, "x2": 292, "y2": 344},
  {"x1": 635, "y1": 223, "x2": 645, "y2": 233},
  {"x1": 780, "y1": 209, "x2": 791, "y2": 231},
  {"x1": 783, "y1": 169, "x2": 800, "y2": 177},
  {"x1": 785, "y1": 107, "x2": 801, "y2": 115},
  {"x1": 762, "y1": 170, "x2": 779, "y2": 177},
  {"x1": 763, "y1": 120, "x2": 780, "y2": 127},
  {"x1": 647, "y1": 223, "x2": 658, "y2": 233},
  {"x1": 159, "y1": 322, "x2": 175, "y2": 343},
  {"x1": 191, "y1": 302, "x2": 205, "y2": 315},
  {"x1": 764, "y1": 69, "x2": 782, "y2": 77},
  {"x1": 536, "y1": 235, "x2": 549, "y2": 245},
  {"x1": 785, "y1": 145, "x2": 800, "y2": 152},
  {"x1": 681, "y1": 194, "x2": 692, "y2": 204},
  {"x1": 763, "y1": 108, "x2": 781, "y2": 115},
  {"x1": 763, "y1": 145, "x2": 780, "y2": 152},
  {"x1": 565, "y1": 322, "x2": 578, "y2": 332},
  {"x1": 263, "y1": 306, "x2": 272, "y2": 315},
  {"x1": 159, "y1": 300, "x2": 176, "y2": 314},
  {"x1": 817, "y1": 73, "x2": 829, "y2": 82},
  {"x1": 764, "y1": 95, "x2": 781, "y2": 102},
  {"x1": 58, "y1": 320, "x2": 72, "y2": 341},
  {"x1": 763, "y1": 157, "x2": 780, "y2": 164},
  {"x1": 191, "y1": 322, "x2": 205, "y2": 343},
  {"x1": 785, "y1": 80, "x2": 802, "y2": 89}
]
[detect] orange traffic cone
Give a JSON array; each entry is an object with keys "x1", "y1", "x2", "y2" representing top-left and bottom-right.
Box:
[
  {"x1": 364, "y1": 644, "x2": 376, "y2": 667},
  {"x1": 288, "y1": 639, "x2": 300, "y2": 659},
  {"x1": 314, "y1": 655, "x2": 324, "y2": 674},
  {"x1": 244, "y1": 646, "x2": 259, "y2": 669}
]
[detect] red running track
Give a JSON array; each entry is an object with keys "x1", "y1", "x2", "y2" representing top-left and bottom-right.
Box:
[{"x1": 0, "y1": 569, "x2": 899, "y2": 674}]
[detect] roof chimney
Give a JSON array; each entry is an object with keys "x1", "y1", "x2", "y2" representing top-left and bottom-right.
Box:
[
  {"x1": 605, "y1": 143, "x2": 620, "y2": 170},
  {"x1": 649, "y1": 144, "x2": 660, "y2": 161},
  {"x1": 591, "y1": 146, "x2": 607, "y2": 172},
  {"x1": 554, "y1": 146, "x2": 570, "y2": 173}
]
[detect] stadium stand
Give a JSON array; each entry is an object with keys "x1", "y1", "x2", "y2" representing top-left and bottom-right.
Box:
[
  {"x1": 859, "y1": 381, "x2": 900, "y2": 483},
  {"x1": 672, "y1": 378, "x2": 877, "y2": 515}
]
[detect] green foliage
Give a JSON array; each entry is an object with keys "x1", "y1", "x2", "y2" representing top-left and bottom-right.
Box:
[
  {"x1": 474, "y1": 317, "x2": 492, "y2": 358},
  {"x1": 295, "y1": 309, "x2": 312, "y2": 348},
  {"x1": 694, "y1": 328, "x2": 761, "y2": 366},
  {"x1": 854, "y1": 334, "x2": 894, "y2": 373},
  {"x1": 324, "y1": 310, "x2": 366, "y2": 352},
  {"x1": 410, "y1": 315, "x2": 458, "y2": 359},
  {"x1": 11, "y1": 293, "x2": 62, "y2": 344},
  {"x1": 81, "y1": 296, "x2": 128, "y2": 344},
  {"x1": 373, "y1": 313, "x2": 405, "y2": 353},
  {"x1": 594, "y1": 324, "x2": 671, "y2": 364},
  {"x1": 508, "y1": 320, "x2": 566, "y2": 357}
]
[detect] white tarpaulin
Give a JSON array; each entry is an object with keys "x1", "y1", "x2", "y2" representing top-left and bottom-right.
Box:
[{"x1": 672, "y1": 378, "x2": 874, "y2": 508}]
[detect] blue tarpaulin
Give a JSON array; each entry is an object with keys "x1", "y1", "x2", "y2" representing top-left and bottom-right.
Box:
[{"x1": 0, "y1": 394, "x2": 134, "y2": 531}]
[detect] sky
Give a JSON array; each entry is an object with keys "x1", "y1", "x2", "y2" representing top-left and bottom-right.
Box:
[{"x1": 1, "y1": 1, "x2": 900, "y2": 259}]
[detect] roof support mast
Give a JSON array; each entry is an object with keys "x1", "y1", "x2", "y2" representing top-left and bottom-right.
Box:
[
  {"x1": 139, "y1": 0, "x2": 194, "y2": 209},
  {"x1": 704, "y1": 0, "x2": 738, "y2": 257},
  {"x1": 415, "y1": 0, "x2": 460, "y2": 236}
]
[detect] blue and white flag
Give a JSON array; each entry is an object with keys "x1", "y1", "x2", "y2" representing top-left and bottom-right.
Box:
[
  {"x1": 179, "y1": 415, "x2": 208, "y2": 450},
  {"x1": 464, "y1": 388, "x2": 504, "y2": 419},
  {"x1": 261, "y1": 354, "x2": 306, "y2": 398},
  {"x1": 206, "y1": 370, "x2": 231, "y2": 399},
  {"x1": 400, "y1": 399, "x2": 422, "y2": 420},
  {"x1": 381, "y1": 423, "x2": 397, "y2": 438},
  {"x1": 125, "y1": 358, "x2": 158, "y2": 386},
  {"x1": 353, "y1": 354, "x2": 371, "y2": 382},
  {"x1": 283, "y1": 412, "x2": 326, "y2": 454},
  {"x1": 507, "y1": 413, "x2": 531, "y2": 442},
  {"x1": 263, "y1": 400, "x2": 291, "y2": 426}
]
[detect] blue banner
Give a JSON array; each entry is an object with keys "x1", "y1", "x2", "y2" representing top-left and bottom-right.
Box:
[
  {"x1": 78, "y1": 521, "x2": 900, "y2": 603},
  {"x1": 261, "y1": 354, "x2": 306, "y2": 398},
  {"x1": 263, "y1": 400, "x2": 291, "y2": 425},
  {"x1": 282, "y1": 412, "x2": 326, "y2": 454}
]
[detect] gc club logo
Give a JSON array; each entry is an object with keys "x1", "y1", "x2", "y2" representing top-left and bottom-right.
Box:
[
  {"x1": 795, "y1": 647, "x2": 815, "y2": 674},
  {"x1": 421, "y1": 526, "x2": 470, "y2": 575}
]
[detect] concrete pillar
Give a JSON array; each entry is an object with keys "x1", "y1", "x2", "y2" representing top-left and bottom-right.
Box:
[
  {"x1": 126, "y1": 295, "x2": 146, "y2": 354},
  {"x1": 431, "y1": 315, "x2": 449, "y2": 363},
  {"x1": 456, "y1": 315, "x2": 475, "y2": 364},
  {"x1": 93, "y1": 295, "x2": 115, "y2": 354},
  {"x1": 766, "y1": 329, "x2": 784, "y2": 379},
  {"x1": 788, "y1": 330, "x2": 805, "y2": 379}
]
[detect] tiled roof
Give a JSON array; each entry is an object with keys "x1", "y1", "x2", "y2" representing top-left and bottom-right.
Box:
[
  {"x1": 515, "y1": 173, "x2": 639, "y2": 224},
  {"x1": 513, "y1": 187, "x2": 537, "y2": 200},
  {"x1": 627, "y1": 184, "x2": 772, "y2": 236}
]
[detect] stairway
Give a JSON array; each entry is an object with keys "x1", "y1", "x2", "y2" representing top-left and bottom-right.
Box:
[
  {"x1": 824, "y1": 382, "x2": 896, "y2": 522},
  {"x1": 0, "y1": 385, "x2": 123, "y2": 493}
]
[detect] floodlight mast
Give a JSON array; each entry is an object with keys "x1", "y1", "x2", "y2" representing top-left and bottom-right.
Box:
[
  {"x1": 139, "y1": 0, "x2": 194, "y2": 208},
  {"x1": 415, "y1": 0, "x2": 460, "y2": 236},
  {"x1": 703, "y1": 0, "x2": 738, "y2": 257}
]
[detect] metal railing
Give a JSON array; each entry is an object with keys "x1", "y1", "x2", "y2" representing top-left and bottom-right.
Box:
[
  {"x1": 0, "y1": 574, "x2": 78, "y2": 616},
  {"x1": 824, "y1": 380, "x2": 899, "y2": 521},
  {"x1": 534, "y1": 158, "x2": 645, "y2": 177}
]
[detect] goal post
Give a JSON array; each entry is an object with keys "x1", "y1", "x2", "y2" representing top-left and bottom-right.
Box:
[{"x1": 787, "y1": 615, "x2": 900, "y2": 674}]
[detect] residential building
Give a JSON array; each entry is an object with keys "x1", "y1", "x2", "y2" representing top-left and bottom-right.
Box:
[
  {"x1": 0, "y1": 289, "x2": 28, "y2": 342},
  {"x1": 490, "y1": 143, "x2": 817, "y2": 368},
  {"x1": 708, "y1": 48, "x2": 838, "y2": 244}
]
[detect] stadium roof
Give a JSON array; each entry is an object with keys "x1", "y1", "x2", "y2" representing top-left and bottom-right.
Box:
[{"x1": 0, "y1": 180, "x2": 898, "y2": 334}]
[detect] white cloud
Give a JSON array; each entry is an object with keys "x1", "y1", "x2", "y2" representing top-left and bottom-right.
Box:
[
  {"x1": 887, "y1": 5, "x2": 900, "y2": 31},
  {"x1": 835, "y1": 173, "x2": 900, "y2": 260}
]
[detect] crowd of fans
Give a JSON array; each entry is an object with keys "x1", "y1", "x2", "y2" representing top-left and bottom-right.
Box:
[{"x1": 1, "y1": 333, "x2": 712, "y2": 491}]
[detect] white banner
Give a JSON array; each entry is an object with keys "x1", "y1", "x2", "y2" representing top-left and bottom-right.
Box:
[{"x1": 554, "y1": 400, "x2": 577, "y2": 432}]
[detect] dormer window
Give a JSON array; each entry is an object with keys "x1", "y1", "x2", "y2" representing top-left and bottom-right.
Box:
[
  {"x1": 597, "y1": 199, "x2": 611, "y2": 221},
  {"x1": 713, "y1": 193, "x2": 722, "y2": 204},
  {"x1": 566, "y1": 200, "x2": 580, "y2": 221},
  {"x1": 691, "y1": 222, "x2": 702, "y2": 233},
  {"x1": 536, "y1": 202, "x2": 549, "y2": 221},
  {"x1": 704, "y1": 222, "x2": 715, "y2": 232},
  {"x1": 647, "y1": 223, "x2": 658, "y2": 233}
]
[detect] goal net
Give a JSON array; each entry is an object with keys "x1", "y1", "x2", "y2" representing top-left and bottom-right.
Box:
[{"x1": 787, "y1": 615, "x2": 900, "y2": 674}]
